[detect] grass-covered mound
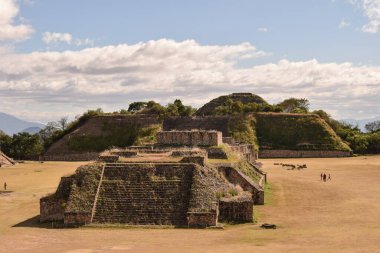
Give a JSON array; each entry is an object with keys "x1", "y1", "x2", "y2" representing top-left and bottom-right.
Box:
[
  {"x1": 44, "y1": 115, "x2": 161, "y2": 156},
  {"x1": 196, "y1": 93, "x2": 268, "y2": 116},
  {"x1": 255, "y1": 113, "x2": 351, "y2": 151}
]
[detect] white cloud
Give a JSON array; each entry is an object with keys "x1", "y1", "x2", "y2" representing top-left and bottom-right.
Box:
[
  {"x1": 42, "y1": 32, "x2": 94, "y2": 47},
  {"x1": 0, "y1": 0, "x2": 34, "y2": 41},
  {"x1": 74, "y1": 38, "x2": 94, "y2": 46},
  {"x1": 257, "y1": 27, "x2": 269, "y2": 32},
  {"x1": 42, "y1": 32, "x2": 73, "y2": 44},
  {"x1": 350, "y1": 0, "x2": 380, "y2": 33},
  {"x1": 339, "y1": 20, "x2": 351, "y2": 28},
  {"x1": 0, "y1": 39, "x2": 379, "y2": 122}
]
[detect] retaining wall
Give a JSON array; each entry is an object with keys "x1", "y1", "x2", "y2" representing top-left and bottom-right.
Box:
[
  {"x1": 219, "y1": 166, "x2": 264, "y2": 205},
  {"x1": 40, "y1": 197, "x2": 66, "y2": 222},
  {"x1": 218, "y1": 197, "x2": 253, "y2": 222},
  {"x1": 157, "y1": 131, "x2": 222, "y2": 146},
  {"x1": 187, "y1": 211, "x2": 218, "y2": 227},
  {"x1": 163, "y1": 116, "x2": 231, "y2": 136},
  {"x1": 259, "y1": 149, "x2": 352, "y2": 158},
  {"x1": 42, "y1": 152, "x2": 99, "y2": 161}
]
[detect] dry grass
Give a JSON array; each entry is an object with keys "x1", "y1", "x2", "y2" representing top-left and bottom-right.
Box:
[{"x1": 1, "y1": 157, "x2": 380, "y2": 252}]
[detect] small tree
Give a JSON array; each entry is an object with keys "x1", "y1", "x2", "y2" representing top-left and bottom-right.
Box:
[
  {"x1": 365, "y1": 120, "x2": 380, "y2": 133},
  {"x1": 128, "y1": 102, "x2": 147, "y2": 113},
  {"x1": 9, "y1": 133, "x2": 44, "y2": 160},
  {"x1": 277, "y1": 98, "x2": 310, "y2": 113},
  {"x1": 58, "y1": 117, "x2": 69, "y2": 131}
]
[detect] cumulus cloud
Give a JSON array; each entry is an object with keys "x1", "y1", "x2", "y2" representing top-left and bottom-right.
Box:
[
  {"x1": 0, "y1": 0, "x2": 34, "y2": 41},
  {"x1": 0, "y1": 39, "x2": 379, "y2": 122},
  {"x1": 351, "y1": 0, "x2": 380, "y2": 33}
]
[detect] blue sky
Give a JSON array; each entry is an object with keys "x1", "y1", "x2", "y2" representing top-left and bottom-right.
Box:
[
  {"x1": 17, "y1": 0, "x2": 379, "y2": 64},
  {"x1": 1, "y1": 0, "x2": 380, "y2": 122}
]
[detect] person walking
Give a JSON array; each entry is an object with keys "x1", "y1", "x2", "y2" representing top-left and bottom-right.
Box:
[
  {"x1": 4, "y1": 182, "x2": 7, "y2": 191},
  {"x1": 323, "y1": 174, "x2": 326, "y2": 182},
  {"x1": 328, "y1": 174, "x2": 331, "y2": 181},
  {"x1": 320, "y1": 173, "x2": 323, "y2": 181}
]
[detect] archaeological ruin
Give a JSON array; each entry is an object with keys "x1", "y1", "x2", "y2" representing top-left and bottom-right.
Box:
[
  {"x1": 40, "y1": 130, "x2": 265, "y2": 227},
  {"x1": 39, "y1": 92, "x2": 352, "y2": 227},
  {"x1": 0, "y1": 151, "x2": 15, "y2": 167}
]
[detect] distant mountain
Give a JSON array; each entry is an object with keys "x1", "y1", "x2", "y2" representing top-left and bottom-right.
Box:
[
  {"x1": 22, "y1": 126, "x2": 43, "y2": 134},
  {"x1": 341, "y1": 116, "x2": 380, "y2": 132},
  {"x1": 0, "y1": 112, "x2": 45, "y2": 136}
]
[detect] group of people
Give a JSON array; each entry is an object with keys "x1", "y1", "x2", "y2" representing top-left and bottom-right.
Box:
[{"x1": 320, "y1": 173, "x2": 331, "y2": 182}]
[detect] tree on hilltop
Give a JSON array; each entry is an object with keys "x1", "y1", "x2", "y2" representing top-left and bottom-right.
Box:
[{"x1": 277, "y1": 98, "x2": 310, "y2": 113}]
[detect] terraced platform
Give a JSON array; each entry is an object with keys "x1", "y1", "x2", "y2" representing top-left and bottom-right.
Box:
[{"x1": 92, "y1": 163, "x2": 194, "y2": 225}]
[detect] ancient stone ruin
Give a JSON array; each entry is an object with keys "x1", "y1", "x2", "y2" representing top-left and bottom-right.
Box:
[
  {"x1": 40, "y1": 130, "x2": 265, "y2": 227},
  {"x1": 0, "y1": 151, "x2": 15, "y2": 167},
  {"x1": 156, "y1": 130, "x2": 222, "y2": 146}
]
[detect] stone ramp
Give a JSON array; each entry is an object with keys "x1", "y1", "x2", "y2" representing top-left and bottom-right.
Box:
[
  {"x1": 92, "y1": 163, "x2": 194, "y2": 225},
  {"x1": 0, "y1": 151, "x2": 15, "y2": 166}
]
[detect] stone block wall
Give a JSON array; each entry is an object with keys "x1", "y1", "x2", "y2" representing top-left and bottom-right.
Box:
[
  {"x1": 42, "y1": 152, "x2": 99, "y2": 161},
  {"x1": 163, "y1": 116, "x2": 231, "y2": 136},
  {"x1": 98, "y1": 154, "x2": 119, "y2": 163},
  {"x1": 219, "y1": 196, "x2": 253, "y2": 222},
  {"x1": 206, "y1": 147, "x2": 228, "y2": 159},
  {"x1": 230, "y1": 144, "x2": 256, "y2": 163},
  {"x1": 64, "y1": 212, "x2": 92, "y2": 226},
  {"x1": 156, "y1": 131, "x2": 222, "y2": 146},
  {"x1": 180, "y1": 156, "x2": 207, "y2": 166},
  {"x1": 219, "y1": 166, "x2": 264, "y2": 205},
  {"x1": 187, "y1": 211, "x2": 218, "y2": 227},
  {"x1": 259, "y1": 149, "x2": 352, "y2": 158},
  {"x1": 40, "y1": 197, "x2": 66, "y2": 222}
]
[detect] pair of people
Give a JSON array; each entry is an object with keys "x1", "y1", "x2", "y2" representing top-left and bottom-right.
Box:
[{"x1": 320, "y1": 173, "x2": 331, "y2": 182}]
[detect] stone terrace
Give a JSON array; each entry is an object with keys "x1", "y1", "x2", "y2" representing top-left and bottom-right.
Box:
[{"x1": 92, "y1": 163, "x2": 194, "y2": 225}]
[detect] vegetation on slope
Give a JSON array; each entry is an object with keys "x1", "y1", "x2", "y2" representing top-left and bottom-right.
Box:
[
  {"x1": 256, "y1": 113, "x2": 351, "y2": 151},
  {"x1": 196, "y1": 93, "x2": 274, "y2": 116},
  {"x1": 228, "y1": 115, "x2": 258, "y2": 149}
]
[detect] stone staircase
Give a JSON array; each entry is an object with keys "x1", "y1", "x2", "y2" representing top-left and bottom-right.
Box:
[{"x1": 92, "y1": 163, "x2": 194, "y2": 225}]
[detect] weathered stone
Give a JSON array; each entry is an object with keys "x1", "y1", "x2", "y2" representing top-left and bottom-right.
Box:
[
  {"x1": 187, "y1": 211, "x2": 218, "y2": 227},
  {"x1": 219, "y1": 195, "x2": 253, "y2": 222},
  {"x1": 259, "y1": 149, "x2": 352, "y2": 158},
  {"x1": 180, "y1": 156, "x2": 207, "y2": 166},
  {"x1": 156, "y1": 131, "x2": 222, "y2": 147}
]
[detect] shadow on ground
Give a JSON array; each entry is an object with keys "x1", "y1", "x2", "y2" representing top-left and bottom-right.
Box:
[
  {"x1": 13, "y1": 215, "x2": 64, "y2": 229},
  {"x1": 0, "y1": 191, "x2": 14, "y2": 195}
]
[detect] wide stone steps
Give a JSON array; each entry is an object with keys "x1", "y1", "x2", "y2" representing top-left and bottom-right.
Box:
[{"x1": 93, "y1": 179, "x2": 190, "y2": 225}]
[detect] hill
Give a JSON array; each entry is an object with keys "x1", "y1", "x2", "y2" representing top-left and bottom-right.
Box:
[
  {"x1": 44, "y1": 115, "x2": 161, "y2": 160},
  {"x1": 255, "y1": 113, "x2": 350, "y2": 151},
  {"x1": 195, "y1": 93, "x2": 268, "y2": 116},
  {"x1": 0, "y1": 112, "x2": 45, "y2": 135}
]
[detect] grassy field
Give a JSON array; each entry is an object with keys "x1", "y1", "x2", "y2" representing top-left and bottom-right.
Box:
[{"x1": 1, "y1": 157, "x2": 380, "y2": 252}]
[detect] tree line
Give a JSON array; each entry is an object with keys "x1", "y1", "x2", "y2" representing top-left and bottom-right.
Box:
[
  {"x1": 1, "y1": 97, "x2": 380, "y2": 160},
  {"x1": 0, "y1": 99, "x2": 196, "y2": 160}
]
